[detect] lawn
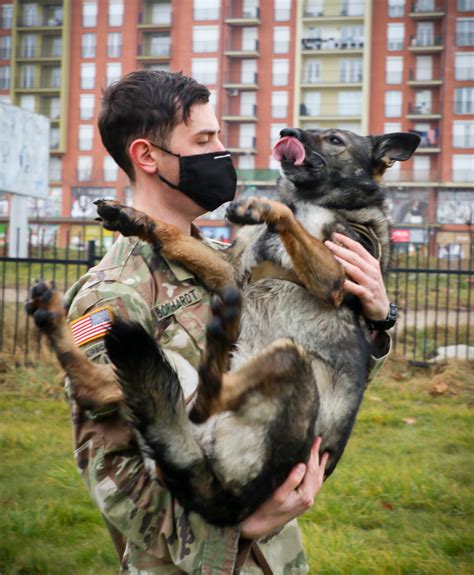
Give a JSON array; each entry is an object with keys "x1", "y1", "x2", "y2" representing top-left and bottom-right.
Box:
[{"x1": 0, "y1": 358, "x2": 472, "y2": 575}]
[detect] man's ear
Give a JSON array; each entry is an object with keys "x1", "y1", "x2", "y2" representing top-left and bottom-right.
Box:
[
  {"x1": 129, "y1": 139, "x2": 158, "y2": 176},
  {"x1": 372, "y1": 132, "x2": 421, "y2": 172}
]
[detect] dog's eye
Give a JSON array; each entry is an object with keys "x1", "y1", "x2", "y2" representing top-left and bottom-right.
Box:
[{"x1": 329, "y1": 136, "x2": 343, "y2": 146}]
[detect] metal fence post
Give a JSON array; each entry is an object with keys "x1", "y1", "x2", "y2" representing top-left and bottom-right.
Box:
[{"x1": 86, "y1": 240, "x2": 96, "y2": 269}]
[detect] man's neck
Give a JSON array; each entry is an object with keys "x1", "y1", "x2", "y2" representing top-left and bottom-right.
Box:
[{"x1": 132, "y1": 180, "x2": 198, "y2": 235}]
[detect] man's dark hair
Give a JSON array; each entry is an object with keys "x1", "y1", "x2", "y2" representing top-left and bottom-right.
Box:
[{"x1": 98, "y1": 70, "x2": 210, "y2": 181}]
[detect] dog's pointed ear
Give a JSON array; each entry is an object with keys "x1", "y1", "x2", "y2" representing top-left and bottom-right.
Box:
[{"x1": 371, "y1": 132, "x2": 421, "y2": 172}]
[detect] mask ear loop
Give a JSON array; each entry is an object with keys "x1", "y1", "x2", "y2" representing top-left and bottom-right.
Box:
[
  {"x1": 148, "y1": 142, "x2": 181, "y2": 189},
  {"x1": 149, "y1": 141, "x2": 181, "y2": 157}
]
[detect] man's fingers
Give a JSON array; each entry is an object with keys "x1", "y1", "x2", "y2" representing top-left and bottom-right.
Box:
[
  {"x1": 332, "y1": 233, "x2": 379, "y2": 265},
  {"x1": 273, "y1": 463, "x2": 306, "y2": 504}
]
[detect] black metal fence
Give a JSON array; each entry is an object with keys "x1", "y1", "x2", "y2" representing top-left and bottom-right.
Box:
[{"x1": 0, "y1": 230, "x2": 472, "y2": 366}]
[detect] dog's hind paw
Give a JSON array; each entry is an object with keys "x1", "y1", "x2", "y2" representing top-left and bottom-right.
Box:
[
  {"x1": 25, "y1": 280, "x2": 65, "y2": 332},
  {"x1": 207, "y1": 287, "x2": 242, "y2": 348}
]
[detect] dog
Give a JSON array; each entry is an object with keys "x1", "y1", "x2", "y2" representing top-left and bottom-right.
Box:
[{"x1": 27, "y1": 128, "x2": 420, "y2": 526}]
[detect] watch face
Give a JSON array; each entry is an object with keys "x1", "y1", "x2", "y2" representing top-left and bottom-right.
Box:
[{"x1": 389, "y1": 303, "x2": 398, "y2": 321}]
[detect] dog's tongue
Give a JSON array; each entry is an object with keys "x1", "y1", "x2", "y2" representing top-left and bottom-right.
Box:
[{"x1": 272, "y1": 137, "x2": 306, "y2": 165}]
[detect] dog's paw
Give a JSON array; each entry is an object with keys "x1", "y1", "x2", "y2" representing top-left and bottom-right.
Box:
[
  {"x1": 94, "y1": 199, "x2": 158, "y2": 244},
  {"x1": 226, "y1": 197, "x2": 273, "y2": 226},
  {"x1": 207, "y1": 287, "x2": 242, "y2": 347},
  {"x1": 25, "y1": 280, "x2": 64, "y2": 332}
]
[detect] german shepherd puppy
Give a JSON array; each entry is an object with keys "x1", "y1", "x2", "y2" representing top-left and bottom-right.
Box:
[{"x1": 27, "y1": 128, "x2": 420, "y2": 526}]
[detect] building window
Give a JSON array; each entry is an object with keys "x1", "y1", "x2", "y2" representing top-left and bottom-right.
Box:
[
  {"x1": 239, "y1": 123, "x2": 256, "y2": 148},
  {"x1": 81, "y1": 33, "x2": 96, "y2": 58},
  {"x1": 241, "y1": 59, "x2": 257, "y2": 84},
  {"x1": 239, "y1": 155, "x2": 255, "y2": 170},
  {"x1": 452, "y1": 155, "x2": 474, "y2": 182},
  {"x1": 272, "y1": 59, "x2": 289, "y2": 86},
  {"x1": 457, "y1": 18, "x2": 474, "y2": 47},
  {"x1": 50, "y1": 127, "x2": 60, "y2": 150},
  {"x1": 275, "y1": 0, "x2": 291, "y2": 21},
  {"x1": 0, "y1": 35, "x2": 11, "y2": 59},
  {"x1": 103, "y1": 156, "x2": 118, "y2": 181},
  {"x1": 21, "y1": 34, "x2": 36, "y2": 58},
  {"x1": 342, "y1": 0, "x2": 364, "y2": 16},
  {"x1": 20, "y1": 64, "x2": 35, "y2": 88},
  {"x1": 385, "y1": 90, "x2": 402, "y2": 117},
  {"x1": 384, "y1": 122, "x2": 402, "y2": 133},
  {"x1": 106, "y1": 62, "x2": 122, "y2": 86},
  {"x1": 193, "y1": 0, "x2": 219, "y2": 21},
  {"x1": 1, "y1": 4, "x2": 13, "y2": 29},
  {"x1": 80, "y1": 94, "x2": 95, "y2": 120},
  {"x1": 271, "y1": 123, "x2": 286, "y2": 145},
  {"x1": 302, "y1": 91, "x2": 320, "y2": 116},
  {"x1": 78, "y1": 125, "x2": 94, "y2": 151},
  {"x1": 458, "y1": 0, "x2": 474, "y2": 10},
  {"x1": 340, "y1": 59, "x2": 363, "y2": 82},
  {"x1": 208, "y1": 89, "x2": 217, "y2": 111},
  {"x1": 304, "y1": 59, "x2": 321, "y2": 83},
  {"x1": 240, "y1": 92, "x2": 256, "y2": 116},
  {"x1": 338, "y1": 91, "x2": 362, "y2": 116},
  {"x1": 413, "y1": 155, "x2": 430, "y2": 182},
  {"x1": 415, "y1": 22, "x2": 433, "y2": 46},
  {"x1": 148, "y1": 33, "x2": 170, "y2": 56},
  {"x1": 19, "y1": 94, "x2": 35, "y2": 111},
  {"x1": 151, "y1": 3, "x2": 172, "y2": 25},
  {"x1": 22, "y1": 3, "x2": 39, "y2": 26},
  {"x1": 453, "y1": 121, "x2": 474, "y2": 148},
  {"x1": 455, "y1": 87, "x2": 474, "y2": 114},
  {"x1": 48, "y1": 96, "x2": 60, "y2": 119},
  {"x1": 388, "y1": 0, "x2": 405, "y2": 17},
  {"x1": 109, "y1": 0, "x2": 124, "y2": 26},
  {"x1": 387, "y1": 23, "x2": 404, "y2": 50},
  {"x1": 386, "y1": 56, "x2": 403, "y2": 84},
  {"x1": 77, "y1": 156, "x2": 93, "y2": 182},
  {"x1": 0, "y1": 65, "x2": 10, "y2": 90},
  {"x1": 193, "y1": 26, "x2": 219, "y2": 52},
  {"x1": 242, "y1": 27, "x2": 258, "y2": 51},
  {"x1": 274, "y1": 27, "x2": 290, "y2": 53},
  {"x1": 192, "y1": 58, "x2": 217, "y2": 84},
  {"x1": 456, "y1": 52, "x2": 474, "y2": 80},
  {"x1": 272, "y1": 91, "x2": 288, "y2": 118},
  {"x1": 83, "y1": 1, "x2": 98, "y2": 28},
  {"x1": 415, "y1": 55, "x2": 433, "y2": 81},
  {"x1": 81, "y1": 63, "x2": 95, "y2": 89},
  {"x1": 49, "y1": 157, "x2": 62, "y2": 182},
  {"x1": 107, "y1": 32, "x2": 122, "y2": 57}
]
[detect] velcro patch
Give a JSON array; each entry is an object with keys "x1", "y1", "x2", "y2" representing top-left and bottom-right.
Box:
[
  {"x1": 70, "y1": 306, "x2": 113, "y2": 347},
  {"x1": 154, "y1": 288, "x2": 202, "y2": 320}
]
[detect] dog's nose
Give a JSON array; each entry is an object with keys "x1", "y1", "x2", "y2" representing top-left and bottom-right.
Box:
[{"x1": 280, "y1": 128, "x2": 300, "y2": 138}]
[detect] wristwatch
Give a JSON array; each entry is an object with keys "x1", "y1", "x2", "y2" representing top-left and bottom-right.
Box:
[{"x1": 367, "y1": 302, "x2": 398, "y2": 331}]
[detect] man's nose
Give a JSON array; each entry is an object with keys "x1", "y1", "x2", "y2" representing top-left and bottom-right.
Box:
[
  {"x1": 280, "y1": 128, "x2": 301, "y2": 138},
  {"x1": 214, "y1": 138, "x2": 226, "y2": 152}
]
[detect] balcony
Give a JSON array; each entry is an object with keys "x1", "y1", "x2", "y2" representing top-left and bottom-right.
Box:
[
  {"x1": 225, "y1": 6, "x2": 260, "y2": 26},
  {"x1": 137, "y1": 43, "x2": 171, "y2": 60},
  {"x1": 138, "y1": 8, "x2": 172, "y2": 29},
  {"x1": 16, "y1": 76, "x2": 61, "y2": 92},
  {"x1": 301, "y1": 37, "x2": 364, "y2": 53},
  {"x1": 17, "y1": 10, "x2": 64, "y2": 29},
  {"x1": 16, "y1": 45, "x2": 62, "y2": 61},
  {"x1": 224, "y1": 40, "x2": 259, "y2": 58},
  {"x1": 407, "y1": 69, "x2": 443, "y2": 87},
  {"x1": 222, "y1": 104, "x2": 257, "y2": 122},
  {"x1": 406, "y1": 103, "x2": 442, "y2": 119},
  {"x1": 384, "y1": 168, "x2": 440, "y2": 183},
  {"x1": 223, "y1": 72, "x2": 259, "y2": 91},
  {"x1": 226, "y1": 137, "x2": 257, "y2": 154},
  {"x1": 302, "y1": 73, "x2": 363, "y2": 88},
  {"x1": 300, "y1": 103, "x2": 362, "y2": 121},
  {"x1": 409, "y1": 1, "x2": 445, "y2": 19},
  {"x1": 408, "y1": 35, "x2": 444, "y2": 52},
  {"x1": 410, "y1": 129, "x2": 441, "y2": 153},
  {"x1": 303, "y1": 2, "x2": 365, "y2": 21}
]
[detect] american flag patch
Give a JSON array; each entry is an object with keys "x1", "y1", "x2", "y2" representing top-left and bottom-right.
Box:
[{"x1": 70, "y1": 306, "x2": 113, "y2": 347}]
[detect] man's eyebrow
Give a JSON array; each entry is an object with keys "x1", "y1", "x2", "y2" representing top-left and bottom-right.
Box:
[{"x1": 194, "y1": 129, "x2": 221, "y2": 137}]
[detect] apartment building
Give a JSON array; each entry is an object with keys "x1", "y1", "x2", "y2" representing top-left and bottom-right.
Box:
[{"x1": 0, "y1": 0, "x2": 472, "y2": 255}]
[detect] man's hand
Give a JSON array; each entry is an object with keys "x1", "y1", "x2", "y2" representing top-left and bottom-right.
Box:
[
  {"x1": 324, "y1": 233, "x2": 390, "y2": 321},
  {"x1": 240, "y1": 437, "x2": 329, "y2": 540}
]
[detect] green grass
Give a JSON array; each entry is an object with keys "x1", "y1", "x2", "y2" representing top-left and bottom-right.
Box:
[{"x1": 0, "y1": 360, "x2": 473, "y2": 574}]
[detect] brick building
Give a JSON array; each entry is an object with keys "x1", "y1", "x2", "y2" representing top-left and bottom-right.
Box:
[{"x1": 0, "y1": 0, "x2": 472, "y2": 256}]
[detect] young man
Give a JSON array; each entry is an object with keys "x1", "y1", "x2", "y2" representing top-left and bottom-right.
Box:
[{"x1": 65, "y1": 70, "x2": 391, "y2": 574}]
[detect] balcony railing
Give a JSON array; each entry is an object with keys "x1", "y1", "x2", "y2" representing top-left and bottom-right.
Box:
[
  {"x1": 193, "y1": 73, "x2": 218, "y2": 84},
  {"x1": 300, "y1": 104, "x2": 362, "y2": 116},
  {"x1": 303, "y1": 2, "x2": 365, "y2": 17},
  {"x1": 410, "y1": 35, "x2": 443, "y2": 47},
  {"x1": 224, "y1": 72, "x2": 258, "y2": 85},
  {"x1": 18, "y1": 14, "x2": 63, "y2": 27},
  {"x1": 226, "y1": 6, "x2": 260, "y2": 19},
  {"x1": 409, "y1": 129, "x2": 439, "y2": 147},
  {"x1": 411, "y1": 1, "x2": 445, "y2": 13},
  {"x1": 407, "y1": 103, "x2": 440, "y2": 115},
  {"x1": 137, "y1": 44, "x2": 171, "y2": 57},
  {"x1": 138, "y1": 9, "x2": 172, "y2": 26},
  {"x1": 193, "y1": 41, "x2": 218, "y2": 52},
  {"x1": 16, "y1": 76, "x2": 61, "y2": 90},
  {"x1": 226, "y1": 136, "x2": 257, "y2": 149},
  {"x1": 301, "y1": 37, "x2": 364, "y2": 50},
  {"x1": 17, "y1": 45, "x2": 62, "y2": 58},
  {"x1": 223, "y1": 104, "x2": 257, "y2": 117},
  {"x1": 409, "y1": 69, "x2": 441, "y2": 82},
  {"x1": 271, "y1": 105, "x2": 288, "y2": 117},
  {"x1": 384, "y1": 168, "x2": 440, "y2": 182},
  {"x1": 226, "y1": 40, "x2": 259, "y2": 52}
]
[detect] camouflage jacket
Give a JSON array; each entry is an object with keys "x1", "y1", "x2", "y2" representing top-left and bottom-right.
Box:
[{"x1": 65, "y1": 234, "x2": 390, "y2": 575}]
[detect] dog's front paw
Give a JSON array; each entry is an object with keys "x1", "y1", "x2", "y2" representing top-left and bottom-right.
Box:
[
  {"x1": 207, "y1": 286, "x2": 242, "y2": 347},
  {"x1": 226, "y1": 197, "x2": 273, "y2": 226},
  {"x1": 25, "y1": 280, "x2": 65, "y2": 332},
  {"x1": 94, "y1": 199, "x2": 158, "y2": 244}
]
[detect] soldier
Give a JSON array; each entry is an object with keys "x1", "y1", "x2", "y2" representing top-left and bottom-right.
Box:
[{"x1": 65, "y1": 70, "x2": 391, "y2": 574}]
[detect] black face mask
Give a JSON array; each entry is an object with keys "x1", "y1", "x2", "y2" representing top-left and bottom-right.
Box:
[{"x1": 150, "y1": 142, "x2": 237, "y2": 212}]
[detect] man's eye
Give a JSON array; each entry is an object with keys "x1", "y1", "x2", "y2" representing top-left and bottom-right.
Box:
[{"x1": 329, "y1": 136, "x2": 343, "y2": 145}]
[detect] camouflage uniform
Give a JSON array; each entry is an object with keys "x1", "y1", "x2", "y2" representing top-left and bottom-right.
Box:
[{"x1": 65, "y1": 233, "x2": 390, "y2": 575}]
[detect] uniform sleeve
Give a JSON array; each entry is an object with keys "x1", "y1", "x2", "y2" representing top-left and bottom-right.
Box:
[
  {"x1": 366, "y1": 331, "x2": 392, "y2": 386},
  {"x1": 67, "y1": 281, "x2": 242, "y2": 573}
]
